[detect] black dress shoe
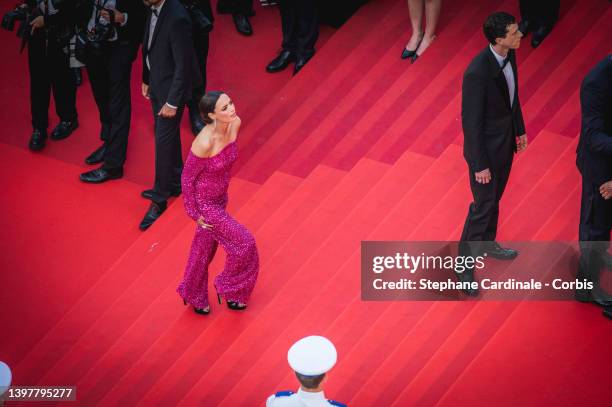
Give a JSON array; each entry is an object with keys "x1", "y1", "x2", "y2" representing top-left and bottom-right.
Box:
[
  {"x1": 50, "y1": 120, "x2": 78, "y2": 140},
  {"x1": 531, "y1": 25, "x2": 552, "y2": 48},
  {"x1": 85, "y1": 144, "x2": 106, "y2": 165},
  {"x1": 79, "y1": 166, "x2": 123, "y2": 183},
  {"x1": 233, "y1": 14, "x2": 252, "y2": 36},
  {"x1": 266, "y1": 50, "x2": 295, "y2": 73},
  {"x1": 73, "y1": 67, "x2": 83, "y2": 86},
  {"x1": 575, "y1": 289, "x2": 612, "y2": 307},
  {"x1": 28, "y1": 129, "x2": 47, "y2": 151},
  {"x1": 455, "y1": 268, "x2": 479, "y2": 297},
  {"x1": 139, "y1": 201, "x2": 168, "y2": 231},
  {"x1": 293, "y1": 55, "x2": 312, "y2": 75},
  {"x1": 483, "y1": 242, "x2": 518, "y2": 260},
  {"x1": 518, "y1": 19, "x2": 531, "y2": 35},
  {"x1": 141, "y1": 188, "x2": 181, "y2": 200},
  {"x1": 604, "y1": 307, "x2": 612, "y2": 320}
]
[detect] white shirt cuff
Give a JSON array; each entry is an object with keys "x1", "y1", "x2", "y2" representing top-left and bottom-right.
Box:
[
  {"x1": 120, "y1": 12, "x2": 128, "y2": 27},
  {"x1": 165, "y1": 102, "x2": 177, "y2": 109}
]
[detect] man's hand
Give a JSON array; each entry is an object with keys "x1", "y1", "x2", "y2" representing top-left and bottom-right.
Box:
[
  {"x1": 158, "y1": 104, "x2": 177, "y2": 118},
  {"x1": 29, "y1": 15, "x2": 44, "y2": 34},
  {"x1": 517, "y1": 134, "x2": 528, "y2": 152},
  {"x1": 141, "y1": 83, "x2": 150, "y2": 99},
  {"x1": 197, "y1": 216, "x2": 213, "y2": 229},
  {"x1": 475, "y1": 168, "x2": 492, "y2": 184},
  {"x1": 600, "y1": 181, "x2": 612, "y2": 200},
  {"x1": 100, "y1": 8, "x2": 125, "y2": 25}
]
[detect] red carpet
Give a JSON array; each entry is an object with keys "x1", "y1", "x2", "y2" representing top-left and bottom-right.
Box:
[{"x1": 1, "y1": 0, "x2": 612, "y2": 405}]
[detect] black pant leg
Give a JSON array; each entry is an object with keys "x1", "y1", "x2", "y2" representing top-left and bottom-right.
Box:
[
  {"x1": 48, "y1": 35, "x2": 77, "y2": 123},
  {"x1": 28, "y1": 31, "x2": 51, "y2": 131},
  {"x1": 236, "y1": 0, "x2": 253, "y2": 15},
  {"x1": 540, "y1": 0, "x2": 560, "y2": 27},
  {"x1": 519, "y1": 0, "x2": 536, "y2": 22},
  {"x1": 482, "y1": 162, "x2": 513, "y2": 241},
  {"x1": 101, "y1": 43, "x2": 136, "y2": 170},
  {"x1": 294, "y1": 0, "x2": 319, "y2": 59},
  {"x1": 460, "y1": 166, "x2": 500, "y2": 243},
  {"x1": 190, "y1": 33, "x2": 209, "y2": 112},
  {"x1": 151, "y1": 96, "x2": 184, "y2": 203},
  {"x1": 86, "y1": 53, "x2": 112, "y2": 142},
  {"x1": 279, "y1": 0, "x2": 298, "y2": 53},
  {"x1": 577, "y1": 177, "x2": 612, "y2": 289}
]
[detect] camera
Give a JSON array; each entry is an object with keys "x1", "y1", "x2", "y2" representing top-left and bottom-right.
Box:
[
  {"x1": 1, "y1": 4, "x2": 28, "y2": 32},
  {"x1": 1, "y1": 4, "x2": 30, "y2": 35}
]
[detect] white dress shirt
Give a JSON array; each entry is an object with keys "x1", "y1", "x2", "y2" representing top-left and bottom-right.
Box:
[{"x1": 489, "y1": 44, "x2": 515, "y2": 107}]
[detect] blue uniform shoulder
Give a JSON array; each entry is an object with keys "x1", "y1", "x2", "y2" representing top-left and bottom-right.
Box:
[
  {"x1": 328, "y1": 400, "x2": 347, "y2": 407},
  {"x1": 275, "y1": 391, "x2": 294, "y2": 397}
]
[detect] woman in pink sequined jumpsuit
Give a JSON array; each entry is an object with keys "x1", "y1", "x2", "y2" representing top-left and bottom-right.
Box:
[{"x1": 177, "y1": 91, "x2": 259, "y2": 314}]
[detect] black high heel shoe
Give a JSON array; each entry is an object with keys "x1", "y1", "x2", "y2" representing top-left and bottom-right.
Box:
[
  {"x1": 401, "y1": 36, "x2": 423, "y2": 60},
  {"x1": 216, "y1": 292, "x2": 247, "y2": 311},
  {"x1": 183, "y1": 298, "x2": 210, "y2": 315}
]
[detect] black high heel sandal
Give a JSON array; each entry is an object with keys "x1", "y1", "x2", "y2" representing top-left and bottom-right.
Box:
[
  {"x1": 401, "y1": 36, "x2": 423, "y2": 60},
  {"x1": 216, "y1": 292, "x2": 247, "y2": 311},
  {"x1": 183, "y1": 298, "x2": 210, "y2": 315}
]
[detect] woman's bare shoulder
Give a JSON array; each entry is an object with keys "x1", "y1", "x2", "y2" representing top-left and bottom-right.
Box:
[{"x1": 191, "y1": 127, "x2": 214, "y2": 158}]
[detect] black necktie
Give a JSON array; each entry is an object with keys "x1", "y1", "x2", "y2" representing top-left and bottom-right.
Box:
[{"x1": 151, "y1": 7, "x2": 158, "y2": 17}]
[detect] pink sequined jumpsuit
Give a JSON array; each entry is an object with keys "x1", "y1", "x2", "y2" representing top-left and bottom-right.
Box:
[{"x1": 177, "y1": 141, "x2": 259, "y2": 309}]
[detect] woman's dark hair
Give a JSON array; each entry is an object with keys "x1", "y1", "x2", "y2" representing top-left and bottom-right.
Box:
[
  {"x1": 198, "y1": 91, "x2": 225, "y2": 124},
  {"x1": 295, "y1": 372, "x2": 326, "y2": 390},
  {"x1": 483, "y1": 12, "x2": 516, "y2": 45}
]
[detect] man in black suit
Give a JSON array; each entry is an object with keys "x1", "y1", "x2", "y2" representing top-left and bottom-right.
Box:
[
  {"x1": 518, "y1": 0, "x2": 560, "y2": 48},
  {"x1": 78, "y1": 0, "x2": 146, "y2": 183},
  {"x1": 140, "y1": 0, "x2": 201, "y2": 230},
  {"x1": 574, "y1": 55, "x2": 612, "y2": 311},
  {"x1": 458, "y1": 12, "x2": 527, "y2": 296},
  {"x1": 20, "y1": 0, "x2": 79, "y2": 151},
  {"x1": 266, "y1": 0, "x2": 318, "y2": 75}
]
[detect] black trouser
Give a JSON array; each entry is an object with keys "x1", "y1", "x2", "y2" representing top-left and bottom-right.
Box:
[
  {"x1": 28, "y1": 29, "x2": 77, "y2": 131},
  {"x1": 217, "y1": 0, "x2": 253, "y2": 15},
  {"x1": 86, "y1": 41, "x2": 137, "y2": 169},
  {"x1": 188, "y1": 33, "x2": 210, "y2": 121},
  {"x1": 519, "y1": 0, "x2": 560, "y2": 29},
  {"x1": 150, "y1": 93, "x2": 184, "y2": 204},
  {"x1": 577, "y1": 176, "x2": 612, "y2": 288},
  {"x1": 460, "y1": 160, "x2": 513, "y2": 254},
  {"x1": 279, "y1": 0, "x2": 319, "y2": 59}
]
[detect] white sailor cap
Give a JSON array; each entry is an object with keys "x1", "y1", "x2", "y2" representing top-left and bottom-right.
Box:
[{"x1": 287, "y1": 336, "x2": 337, "y2": 376}]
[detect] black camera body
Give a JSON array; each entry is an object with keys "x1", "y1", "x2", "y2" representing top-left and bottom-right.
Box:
[{"x1": 1, "y1": 3, "x2": 41, "y2": 51}]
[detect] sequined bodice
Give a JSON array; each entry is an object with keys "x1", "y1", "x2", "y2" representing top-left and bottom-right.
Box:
[{"x1": 182, "y1": 141, "x2": 238, "y2": 210}]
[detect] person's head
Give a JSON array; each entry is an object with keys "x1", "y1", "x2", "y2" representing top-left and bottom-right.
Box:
[
  {"x1": 198, "y1": 91, "x2": 236, "y2": 125},
  {"x1": 295, "y1": 372, "x2": 327, "y2": 391},
  {"x1": 288, "y1": 336, "x2": 337, "y2": 392},
  {"x1": 483, "y1": 12, "x2": 522, "y2": 49}
]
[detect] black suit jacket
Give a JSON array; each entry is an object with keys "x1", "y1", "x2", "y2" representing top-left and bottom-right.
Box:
[
  {"x1": 576, "y1": 55, "x2": 612, "y2": 185},
  {"x1": 142, "y1": 0, "x2": 201, "y2": 107},
  {"x1": 461, "y1": 46, "x2": 526, "y2": 172}
]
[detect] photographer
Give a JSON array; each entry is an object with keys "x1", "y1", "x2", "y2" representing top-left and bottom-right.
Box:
[
  {"x1": 78, "y1": 0, "x2": 146, "y2": 183},
  {"x1": 3, "y1": 0, "x2": 80, "y2": 151}
]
